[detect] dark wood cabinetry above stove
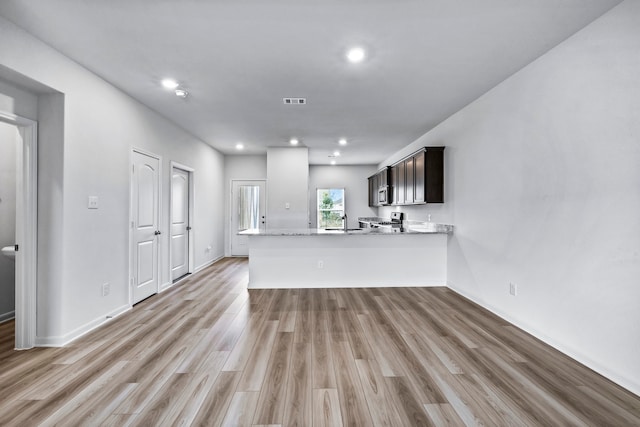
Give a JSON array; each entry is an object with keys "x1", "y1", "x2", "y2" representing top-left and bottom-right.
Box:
[
  {"x1": 368, "y1": 167, "x2": 392, "y2": 207},
  {"x1": 376, "y1": 147, "x2": 444, "y2": 206}
]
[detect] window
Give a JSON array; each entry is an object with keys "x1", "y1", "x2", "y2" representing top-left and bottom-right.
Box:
[
  {"x1": 237, "y1": 184, "x2": 260, "y2": 231},
  {"x1": 317, "y1": 188, "x2": 345, "y2": 229}
]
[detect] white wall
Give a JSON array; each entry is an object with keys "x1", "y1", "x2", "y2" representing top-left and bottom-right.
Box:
[
  {"x1": 223, "y1": 155, "x2": 267, "y2": 255},
  {"x1": 379, "y1": 0, "x2": 640, "y2": 395},
  {"x1": 0, "y1": 122, "x2": 18, "y2": 321},
  {"x1": 309, "y1": 165, "x2": 378, "y2": 229},
  {"x1": 0, "y1": 77, "x2": 39, "y2": 120},
  {"x1": 0, "y1": 16, "x2": 225, "y2": 344},
  {"x1": 267, "y1": 147, "x2": 309, "y2": 229}
]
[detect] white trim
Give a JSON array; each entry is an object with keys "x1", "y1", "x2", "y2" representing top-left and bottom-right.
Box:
[
  {"x1": 129, "y1": 148, "x2": 163, "y2": 306},
  {"x1": 229, "y1": 179, "x2": 267, "y2": 256},
  {"x1": 159, "y1": 281, "x2": 174, "y2": 292},
  {"x1": 34, "y1": 304, "x2": 130, "y2": 348},
  {"x1": 0, "y1": 111, "x2": 37, "y2": 350},
  {"x1": 159, "y1": 270, "x2": 191, "y2": 293},
  {"x1": 169, "y1": 162, "x2": 195, "y2": 282},
  {"x1": 194, "y1": 255, "x2": 224, "y2": 273},
  {"x1": 446, "y1": 282, "x2": 640, "y2": 398},
  {"x1": 316, "y1": 187, "x2": 346, "y2": 229},
  {"x1": 0, "y1": 311, "x2": 16, "y2": 323}
]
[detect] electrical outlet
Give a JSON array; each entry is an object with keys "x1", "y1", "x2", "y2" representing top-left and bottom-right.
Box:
[
  {"x1": 317, "y1": 260, "x2": 324, "y2": 269},
  {"x1": 88, "y1": 196, "x2": 99, "y2": 209},
  {"x1": 509, "y1": 282, "x2": 518, "y2": 296},
  {"x1": 102, "y1": 282, "x2": 110, "y2": 297}
]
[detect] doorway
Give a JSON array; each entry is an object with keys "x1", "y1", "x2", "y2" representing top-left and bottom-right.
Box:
[
  {"x1": 130, "y1": 149, "x2": 161, "y2": 304},
  {"x1": 0, "y1": 112, "x2": 37, "y2": 350},
  {"x1": 230, "y1": 180, "x2": 266, "y2": 256},
  {"x1": 170, "y1": 163, "x2": 193, "y2": 282}
]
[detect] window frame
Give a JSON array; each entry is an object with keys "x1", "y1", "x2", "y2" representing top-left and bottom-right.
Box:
[{"x1": 316, "y1": 188, "x2": 345, "y2": 229}]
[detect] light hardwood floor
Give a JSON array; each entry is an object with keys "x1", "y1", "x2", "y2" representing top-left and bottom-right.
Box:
[{"x1": 1, "y1": 257, "x2": 639, "y2": 426}]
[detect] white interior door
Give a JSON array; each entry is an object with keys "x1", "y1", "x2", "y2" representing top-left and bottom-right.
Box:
[
  {"x1": 131, "y1": 150, "x2": 160, "y2": 304},
  {"x1": 1, "y1": 112, "x2": 37, "y2": 350},
  {"x1": 231, "y1": 180, "x2": 266, "y2": 256},
  {"x1": 171, "y1": 167, "x2": 190, "y2": 281}
]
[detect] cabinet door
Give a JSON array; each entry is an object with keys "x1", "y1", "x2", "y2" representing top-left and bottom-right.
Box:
[
  {"x1": 368, "y1": 176, "x2": 377, "y2": 207},
  {"x1": 414, "y1": 150, "x2": 425, "y2": 203},
  {"x1": 425, "y1": 148, "x2": 444, "y2": 203},
  {"x1": 396, "y1": 162, "x2": 405, "y2": 204},
  {"x1": 377, "y1": 170, "x2": 383, "y2": 188},
  {"x1": 405, "y1": 156, "x2": 414, "y2": 204}
]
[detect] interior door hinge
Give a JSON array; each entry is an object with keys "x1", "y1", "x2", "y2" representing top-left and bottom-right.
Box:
[{"x1": 14, "y1": 244, "x2": 19, "y2": 252}]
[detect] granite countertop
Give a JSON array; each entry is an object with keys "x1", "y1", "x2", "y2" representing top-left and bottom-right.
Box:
[{"x1": 240, "y1": 223, "x2": 453, "y2": 236}]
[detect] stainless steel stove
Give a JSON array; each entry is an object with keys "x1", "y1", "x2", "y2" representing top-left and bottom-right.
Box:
[{"x1": 370, "y1": 212, "x2": 404, "y2": 229}]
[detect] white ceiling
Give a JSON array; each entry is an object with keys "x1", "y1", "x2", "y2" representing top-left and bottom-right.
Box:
[{"x1": 0, "y1": 0, "x2": 620, "y2": 165}]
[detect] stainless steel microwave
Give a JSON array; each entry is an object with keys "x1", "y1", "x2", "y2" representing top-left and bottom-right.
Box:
[{"x1": 378, "y1": 186, "x2": 389, "y2": 204}]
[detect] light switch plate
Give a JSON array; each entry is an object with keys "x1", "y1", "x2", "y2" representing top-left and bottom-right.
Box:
[{"x1": 88, "y1": 196, "x2": 99, "y2": 209}]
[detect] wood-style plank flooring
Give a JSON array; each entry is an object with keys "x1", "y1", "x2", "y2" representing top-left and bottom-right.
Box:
[{"x1": 1, "y1": 257, "x2": 639, "y2": 426}]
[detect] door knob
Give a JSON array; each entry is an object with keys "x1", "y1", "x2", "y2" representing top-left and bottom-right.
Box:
[
  {"x1": 154, "y1": 230, "x2": 162, "y2": 235},
  {"x1": 186, "y1": 226, "x2": 192, "y2": 231}
]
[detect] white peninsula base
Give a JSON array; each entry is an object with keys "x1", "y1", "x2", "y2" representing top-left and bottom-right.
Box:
[{"x1": 247, "y1": 232, "x2": 448, "y2": 289}]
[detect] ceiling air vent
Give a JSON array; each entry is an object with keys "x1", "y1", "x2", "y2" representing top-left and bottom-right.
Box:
[{"x1": 283, "y1": 98, "x2": 306, "y2": 105}]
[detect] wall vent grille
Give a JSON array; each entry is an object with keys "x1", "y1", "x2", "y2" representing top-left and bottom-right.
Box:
[{"x1": 283, "y1": 98, "x2": 306, "y2": 105}]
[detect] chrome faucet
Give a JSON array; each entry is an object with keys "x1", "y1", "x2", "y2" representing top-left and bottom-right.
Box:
[{"x1": 342, "y1": 214, "x2": 348, "y2": 232}]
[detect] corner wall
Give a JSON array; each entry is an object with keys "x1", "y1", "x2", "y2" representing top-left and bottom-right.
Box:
[
  {"x1": 0, "y1": 16, "x2": 225, "y2": 344},
  {"x1": 267, "y1": 147, "x2": 309, "y2": 229},
  {"x1": 380, "y1": 0, "x2": 640, "y2": 395}
]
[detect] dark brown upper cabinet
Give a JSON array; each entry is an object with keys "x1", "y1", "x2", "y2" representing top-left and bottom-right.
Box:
[
  {"x1": 389, "y1": 147, "x2": 444, "y2": 205},
  {"x1": 368, "y1": 167, "x2": 392, "y2": 207},
  {"x1": 368, "y1": 174, "x2": 378, "y2": 207}
]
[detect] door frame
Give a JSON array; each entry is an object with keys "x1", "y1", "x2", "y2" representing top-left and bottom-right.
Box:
[
  {"x1": 229, "y1": 179, "x2": 267, "y2": 256},
  {"x1": 0, "y1": 111, "x2": 38, "y2": 350},
  {"x1": 168, "y1": 161, "x2": 194, "y2": 287},
  {"x1": 128, "y1": 148, "x2": 162, "y2": 305}
]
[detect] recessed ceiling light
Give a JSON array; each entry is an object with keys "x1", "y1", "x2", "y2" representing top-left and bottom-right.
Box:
[
  {"x1": 338, "y1": 138, "x2": 347, "y2": 146},
  {"x1": 331, "y1": 160, "x2": 336, "y2": 165},
  {"x1": 333, "y1": 150, "x2": 341, "y2": 157},
  {"x1": 290, "y1": 138, "x2": 299, "y2": 145},
  {"x1": 175, "y1": 89, "x2": 188, "y2": 98},
  {"x1": 236, "y1": 143, "x2": 244, "y2": 150},
  {"x1": 161, "y1": 78, "x2": 179, "y2": 89},
  {"x1": 346, "y1": 47, "x2": 366, "y2": 63}
]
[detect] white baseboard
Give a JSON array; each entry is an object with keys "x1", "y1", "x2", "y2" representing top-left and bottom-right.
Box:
[
  {"x1": 194, "y1": 255, "x2": 223, "y2": 273},
  {"x1": 0, "y1": 311, "x2": 15, "y2": 323},
  {"x1": 446, "y1": 281, "x2": 640, "y2": 398},
  {"x1": 35, "y1": 304, "x2": 130, "y2": 347},
  {"x1": 159, "y1": 281, "x2": 173, "y2": 292},
  {"x1": 248, "y1": 281, "x2": 447, "y2": 289}
]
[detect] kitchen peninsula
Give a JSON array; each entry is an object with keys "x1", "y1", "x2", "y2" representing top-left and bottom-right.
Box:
[{"x1": 241, "y1": 223, "x2": 453, "y2": 289}]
